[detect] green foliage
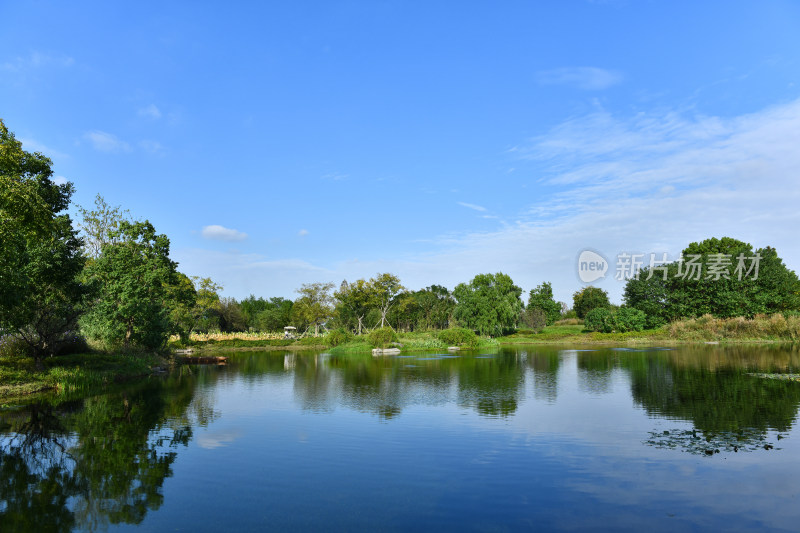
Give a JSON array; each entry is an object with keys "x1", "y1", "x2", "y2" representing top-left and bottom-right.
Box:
[
  {"x1": 166, "y1": 272, "x2": 198, "y2": 344},
  {"x1": 371, "y1": 273, "x2": 404, "y2": 328},
  {"x1": 297, "y1": 335, "x2": 324, "y2": 346},
  {"x1": 293, "y1": 282, "x2": 335, "y2": 336},
  {"x1": 325, "y1": 328, "x2": 353, "y2": 347},
  {"x1": 615, "y1": 307, "x2": 647, "y2": 333},
  {"x1": 218, "y1": 297, "x2": 246, "y2": 332},
  {"x1": 80, "y1": 220, "x2": 178, "y2": 350},
  {"x1": 527, "y1": 282, "x2": 561, "y2": 325},
  {"x1": 75, "y1": 194, "x2": 133, "y2": 258},
  {"x1": 453, "y1": 272, "x2": 523, "y2": 336},
  {"x1": 572, "y1": 286, "x2": 610, "y2": 319},
  {"x1": 0, "y1": 120, "x2": 91, "y2": 364},
  {"x1": 624, "y1": 237, "x2": 800, "y2": 323},
  {"x1": 334, "y1": 278, "x2": 377, "y2": 335},
  {"x1": 438, "y1": 327, "x2": 479, "y2": 347},
  {"x1": 518, "y1": 307, "x2": 547, "y2": 333},
  {"x1": 584, "y1": 307, "x2": 616, "y2": 333},
  {"x1": 367, "y1": 326, "x2": 398, "y2": 348}
]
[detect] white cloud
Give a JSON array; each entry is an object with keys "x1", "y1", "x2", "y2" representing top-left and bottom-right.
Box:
[
  {"x1": 457, "y1": 202, "x2": 487, "y2": 212},
  {"x1": 201, "y1": 225, "x2": 248, "y2": 242},
  {"x1": 536, "y1": 67, "x2": 623, "y2": 90},
  {"x1": 83, "y1": 131, "x2": 131, "y2": 153},
  {"x1": 18, "y1": 138, "x2": 69, "y2": 160},
  {"x1": 175, "y1": 98, "x2": 800, "y2": 307},
  {"x1": 138, "y1": 104, "x2": 161, "y2": 119},
  {"x1": 53, "y1": 175, "x2": 68, "y2": 185},
  {"x1": 1, "y1": 51, "x2": 74, "y2": 71},
  {"x1": 298, "y1": 229, "x2": 309, "y2": 237},
  {"x1": 138, "y1": 139, "x2": 165, "y2": 154},
  {"x1": 322, "y1": 172, "x2": 348, "y2": 181}
]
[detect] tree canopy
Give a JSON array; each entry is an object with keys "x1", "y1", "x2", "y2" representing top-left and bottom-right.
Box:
[
  {"x1": 624, "y1": 237, "x2": 800, "y2": 324},
  {"x1": 0, "y1": 120, "x2": 90, "y2": 364},
  {"x1": 527, "y1": 282, "x2": 562, "y2": 325},
  {"x1": 81, "y1": 220, "x2": 180, "y2": 349},
  {"x1": 453, "y1": 273, "x2": 523, "y2": 336},
  {"x1": 572, "y1": 286, "x2": 610, "y2": 319}
]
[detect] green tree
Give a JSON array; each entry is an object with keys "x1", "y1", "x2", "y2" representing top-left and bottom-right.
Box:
[
  {"x1": 624, "y1": 237, "x2": 800, "y2": 322},
  {"x1": 527, "y1": 282, "x2": 562, "y2": 325},
  {"x1": 0, "y1": 120, "x2": 90, "y2": 366},
  {"x1": 166, "y1": 272, "x2": 198, "y2": 344},
  {"x1": 293, "y1": 282, "x2": 334, "y2": 336},
  {"x1": 572, "y1": 286, "x2": 610, "y2": 319},
  {"x1": 218, "y1": 297, "x2": 246, "y2": 332},
  {"x1": 254, "y1": 297, "x2": 293, "y2": 332},
  {"x1": 414, "y1": 285, "x2": 455, "y2": 330},
  {"x1": 453, "y1": 272, "x2": 523, "y2": 336},
  {"x1": 75, "y1": 194, "x2": 133, "y2": 258},
  {"x1": 191, "y1": 277, "x2": 223, "y2": 332},
  {"x1": 81, "y1": 220, "x2": 179, "y2": 349},
  {"x1": 334, "y1": 279, "x2": 376, "y2": 335},
  {"x1": 371, "y1": 273, "x2": 404, "y2": 328}
]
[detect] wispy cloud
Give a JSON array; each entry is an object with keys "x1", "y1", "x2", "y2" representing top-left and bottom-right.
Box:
[
  {"x1": 1, "y1": 51, "x2": 74, "y2": 72},
  {"x1": 53, "y1": 175, "x2": 68, "y2": 185},
  {"x1": 18, "y1": 137, "x2": 69, "y2": 160},
  {"x1": 536, "y1": 67, "x2": 623, "y2": 90},
  {"x1": 458, "y1": 202, "x2": 487, "y2": 212},
  {"x1": 201, "y1": 225, "x2": 248, "y2": 242},
  {"x1": 138, "y1": 104, "x2": 162, "y2": 119},
  {"x1": 138, "y1": 139, "x2": 165, "y2": 155},
  {"x1": 83, "y1": 131, "x2": 131, "y2": 153},
  {"x1": 176, "y1": 99, "x2": 800, "y2": 307},
  {"x1": 322, "y1": 172, "x2": 348, "y2": 181},
  {"x1": 298, "y1": 229, "x2": 309, "y2": 237}
]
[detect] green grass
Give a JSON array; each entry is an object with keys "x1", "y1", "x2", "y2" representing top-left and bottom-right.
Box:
[{"x1": 0, "y1": 352, "x2": 163, "y2": 401}]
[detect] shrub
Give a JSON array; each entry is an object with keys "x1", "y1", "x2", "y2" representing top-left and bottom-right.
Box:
[
  {"x1": 584, "y1": 308, "x2": 615, "y2": 333},
  {"x1": 368, "y1": 327, "x2": 398, "y2": 348},
  {"x1": 325, "y1": 328, "x2": 353, "y2": 347},
  {"x1": 298, "y1": 336, "x2": 324, "y2": 346},
  {"x1": 554, "y1": 318, "x2": 583, "y2": 326},
  {"x1": 615, "y1": 307, "x2": 647, "y2": 332},
  {"x1": 438, "y1": 327, "x2": 479, "y2": 347},
  {"x1": 0, "y1": 334, "x2": 32, "y2": 358},
  {"x1": 519, "y1": 308, "x2": 547, "y2": 333}
]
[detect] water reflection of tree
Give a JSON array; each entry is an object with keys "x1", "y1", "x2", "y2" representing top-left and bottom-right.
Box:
[
  {"x1": 457, "y1": 352, "x2": 525, "y2": 417},
  {"x1": 576, "y1": 351, "x2": 615, "y2": 396},
  {"x1": 620, "y1": 351, "x2": 800, "y2": 455},
  {"x1": 305, "y1": 352, "x2": 527, "y2": 419},
  {"x1": 526, "y1": 349, "x2": 561, "y2": 402},
  {"x1": 0, "y1": 375, "x2": 199, "y2": 531}
]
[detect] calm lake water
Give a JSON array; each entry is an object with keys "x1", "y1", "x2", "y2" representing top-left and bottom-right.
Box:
[{"x1": 3, "y1": 345, "x2": 800, "y2": 532}]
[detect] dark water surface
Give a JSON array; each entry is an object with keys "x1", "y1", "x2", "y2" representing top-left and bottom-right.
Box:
[{"x1": 3, "y1": 345, "x2": 800, "y2": 532}]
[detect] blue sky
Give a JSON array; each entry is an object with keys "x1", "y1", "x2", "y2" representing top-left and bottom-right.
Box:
[{"x1": 3, "y1": 1, "x2": 800, "y2": 304}]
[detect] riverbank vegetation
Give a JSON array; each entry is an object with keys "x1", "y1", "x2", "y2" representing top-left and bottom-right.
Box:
[{"x1": 2, "y1": 118, "x2": 800, "y2": 396}]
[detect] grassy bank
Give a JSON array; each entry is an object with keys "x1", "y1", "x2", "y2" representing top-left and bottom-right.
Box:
[
  {"x1": 0, "y1": 352, "x2": 165, "y2": 402},
  {"x1": 177, "y1": 314, "x2": 800, "y2": 356}
]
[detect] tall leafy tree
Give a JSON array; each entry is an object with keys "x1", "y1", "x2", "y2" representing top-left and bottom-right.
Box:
[
  {"x1": 75, "y1": 194, "x2": 133, "y2": 258},
  {"x1": 334, "y1": 279, "x2": 376, "y2": 335},
  {"x1": 81, "y1": 220, "x2": 179, "y2": 349},
  {"x1": 527, "y1": 282, "x2": 562, "y2": 325},
  {"x1": 293, "y1": 282, "x2": 335, "y2": 336},
  {"x1": 371, "y1": 273, "x2": 404, "y2": 328},
  {"x1": 453, "y1": 273, "x2": 523, "y2": 336},
  {"x1": 624, "y1": 237, "x2": 800, "y2": 323},
  {"x1": 414, "y1": 285, "x2": 455, "y2": 330},
  {"x1": 0, "y1": 120, "x2": 90, "y2": 365},
  {"x1": 572, "y1": 286, "x2": 610, "y2": 319}
]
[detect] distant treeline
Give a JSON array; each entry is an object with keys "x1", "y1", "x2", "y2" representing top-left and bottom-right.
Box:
[{"x1": 3, "y1": 118, "x2": 800, "y2": 364}]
